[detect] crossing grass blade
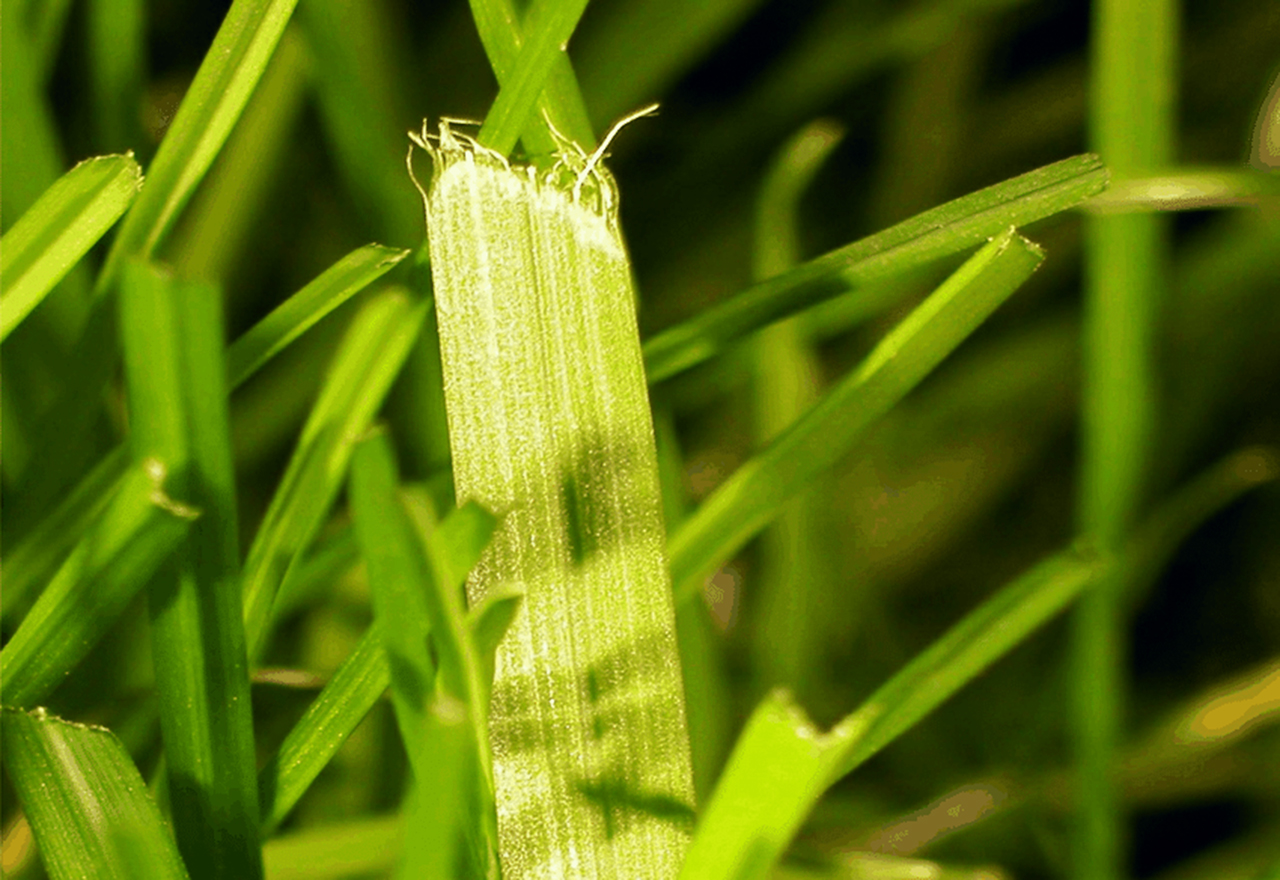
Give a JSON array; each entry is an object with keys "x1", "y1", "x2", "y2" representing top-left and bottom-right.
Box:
[
  {"x1": 241, "y1": 289, "x2": 428, "y2": 659},
  {"x1": 0, "y1": 459, "x2": 196, "y2": 708},
  {"x1": 668, "y1": 228, "x2": 1045, "y2": 605},
  {"x1": 117, "y1": 259, "x2": 263, "y2": 879},
  {"x1": 679, "y1": 545, "x2": 1107, "y2": 880},
  {"x1": 641, "y1": 153, "x2": 1106, "y2": 382},
  {"x1": 0, "y1": 707, "x2": 190, "y2": 880},
  {"x1": 0, "y1": 154, "x2": 141, "y2": 342}
]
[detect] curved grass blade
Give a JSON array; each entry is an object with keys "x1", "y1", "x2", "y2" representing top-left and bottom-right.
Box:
[
  {"x1": 0, "y1": 707, "x2": 190, "y2": 880},
  {"x1": 226, "y1": 244, "x2": 410, "y2": 387},
  {"x1": 118, "y1": 260, "x2": 263, "y2": 879},
  {"x1": 0, "y1": 459, "x2": 196, "y2": 708},
  {"x1": 0, "y1": 154, "x2": 142, "y2": 342},
  {"x1": 642, "y1": 154, "x2": 1105, "y2": 382},
  {"x1": 668, "y1": 228, "x2": 1045, "y2": 604},
  {"x1": 678, "y1": 546, "x2": 1107, "y2": 880},
  {"x1": 241, "y1": 289, "x2": 427, "y2": 659}
]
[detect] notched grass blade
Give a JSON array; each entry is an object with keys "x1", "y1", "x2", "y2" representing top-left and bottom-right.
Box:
[
  {"x1": 1, "y1": 707, "x2": 190, "y2": 880},
  {"x1": 668, "y1": 228, "x2": 1046, "y2": 605},
  {"x1": 679, "y1": 546, "x2": 1107, "y2": 880},
  {"x1": 642, "y1": 154, "x2": 1106, "y2": 382},
  {"x1": 0, "y1": 153, "x2": 142, "y2": 342}
]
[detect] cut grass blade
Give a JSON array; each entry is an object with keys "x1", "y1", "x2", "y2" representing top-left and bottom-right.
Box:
[
  {"x1": 668, "y1": 228, "x2": 1045, "y2": 604},
  {"x1": 257, "y1": 503, "x2": 502, "y2": 835},
  {"x1": 241, "y1": 288, "x2": 428, "y2": 659},
  {"x1": 225, "y1": 244, "x2": 410, "y2": 387},
  {"x1": 465, "y1": 0, "x2": 596, "y2": 153},
  {"x1": 476, "y1": 0, "x2": 593, "y2": 157},
  {"x1": 425, "y1": 133, "x2": 696, "y2": 877},
  {"x1": 0, "y1": 154, "x2": 142, "y2": 342},
  {"x1": 642, "y1": 153, "x2": 1106, "y2": 382},
  {"x1": 679, "y1": 545, "x2": 1107, "y2": 880},
  {"x1": 0, "y1": 459, "x2": 196, "y2": 708},
  {"x1": 0, "y1": 707, "x2": 190, "y2": 880},
  {"x1": 118, "y1": 260, "x2": 263, "y2": 879}
]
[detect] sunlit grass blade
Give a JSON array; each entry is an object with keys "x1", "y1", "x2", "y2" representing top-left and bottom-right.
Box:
[
  {"x1": 0, "y1": 446, "x2": 129, "y2": 627},
  {"x1": 642, "y1": 154, "x2": 1105, "y2": 382},
  {"x1": 262, "y1": 815, "x2": 402, "y2": 880},
  {"x1": 0, "y1": 154, "x2": 142, "y2": 342},
  {"x1": 425, "y1": 132, "x2": 696, "y2": 877},
  {"x1": 118, "y1": 260, "x2": 263, "y2": 879},
  {"x1": 476, "y1": 0, "x2": 592, "y2": 157},
  {"x1": 679, "y1": 546, "x2": 1107, "y2": 880},
  {"x1": 0, "y1": 459, "x2": 196, "y2": 708},
  {"x1": 225, "y1": 244, "x2": 410, "y2": 387},
  {"x1": 668, "y1": 228, "x2": 1045, "y2": 604},
  {"x1": 258, "y1": 502, "x2": 500, "y2": 835},
  {"x1": 465, "y1": 0, "x2": 596, "y2": 153},
  {"x1": 0, "y1": 707, "x2": 190, "y2": 880},
  {"x1": 241, "y1": 289, "x2": 427, "y2": 659}
]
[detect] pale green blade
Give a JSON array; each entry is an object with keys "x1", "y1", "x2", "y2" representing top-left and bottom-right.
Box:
[
  {"x1": 262, "y1": 816, "x2": 401, "y2": 880},
  {"x1": 668, "y1": 228, "x2": 1045, "y2": 604},
  {"x1": 0, "y1": 154, "x2": 141, "y2": 341},
  {"x1": 642, "y1": 153, "x2": 1106, "y2": 382},
  {"x1": 425, "y1": 131, "x2": 695, "y2": 877},
  {"x1": 679, "y1": 546, "x2": 1107, "y2": 880},
  {"x1": 1, "y1": 707, "x2": 191, "y2": 880}
]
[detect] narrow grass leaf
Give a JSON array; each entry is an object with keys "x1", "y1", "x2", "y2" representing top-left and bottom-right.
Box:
[
  {"x1": 465, "y1": 0, "x2": 596, "y2": 153},
  {"x1": 1084, "y1": 167, "x2": 1280, "y2": 213},
  {"x1": 272, "y1": 524, "x2": 361, "y2": 620},
  {"x1": 424, "y1": 127, "x2": 695, "y2": 877},
  {"x1": 241, "y1": 289, "x2": 427, "y2": 659},
  {"x1": 118, "y1": 260, "x2": 263, "y2": 878},
  {"x1": 258, "y1": 503, "x2": 499, "y2": 834},
  {"x1": 0, "y1": 707, "x2": 189, "y2": 880},
  {"x1": 225, "y1": 244, "x2": 410, "y2": 387},
  {"x1": 642, "y1": 154, "x2": 1105, "y2": 382},
  {"x1": 668, "y1": 229, "x2": 1045, "y2": 604},
  {"x1": 262, "y1": 815, "x2": 402, "y2": 880},
  {"x1": 0, "y1": 154, "x2": 142, "y2": 342},
  {"x1": 679, "y1": 546, "x2": 1107, "y2": 880},
  {"x1": 476, "y1": 0, "x2": 593, "y2": 157},
  {"x1": 87, "y1": 0, "x2": 146, "y2": 153},
  {"x1": 0, "y1": 459, "x2": 195, "y2": 707}
]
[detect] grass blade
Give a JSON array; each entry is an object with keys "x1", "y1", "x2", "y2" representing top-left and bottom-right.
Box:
[
  {"x1": 679, "y1": 546, "x2": 1107, "y2": 880},
  {"x1": 86, "y1": 0, "x2": 146, "y2": 153},
  {"x1": 225, "y1": 244, "x2": 410, "y2": 387},
  {"x1": 241, "y1": 289, "x2": 427, "y2": 659},
  {"x1": 0, "y1": 707, "x2": 190, "y2": 880},
  {"x1": 0, "y1": 459, "x2": 196, "y2": 708},
  {"x1": 668, "y1": 228, "x2": 1045, "y2": 604},
  {"x1": 641, "y1": 153, "x2": 1106, "y2": 382},
  {"x1": 118, "y1": 260, "x2": 263, "y2": 878},
  {"x1": 425, "y1": 128, "x2": 696, "y2": 877},
  {"x1": 476, "y1": 0, "x2": 593, "y2": 157},
  {"x1": 258, "y1": 503, "x2": 500, "y2": 835},
  {"x1": 0, "y1": 154, "x2": 142, "y2": 342},
  {"x1": 262, "y1": 816, "x2": 402, "y2": 880},
  {"x1": 465, "y1": 0, "x2": 596, "y2": 153}
]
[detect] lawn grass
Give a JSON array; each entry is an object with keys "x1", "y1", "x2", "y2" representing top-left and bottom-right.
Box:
[{"x1": 3, "y1": 1, "x2": 1278, "y2": 879}]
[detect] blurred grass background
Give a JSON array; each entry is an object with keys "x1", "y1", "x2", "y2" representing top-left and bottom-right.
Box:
[{"x1": 3, "y1": 0, "x2": 1279, "y2": 877}]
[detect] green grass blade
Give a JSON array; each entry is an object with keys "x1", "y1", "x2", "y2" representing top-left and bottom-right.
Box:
[
  {"x1": 118, "y1": 260, "x2": 263, "y2": 879},
  {"x1": 0, "y1": 154, "x2": 142, "y2": 342},
  {"x1": 273, "y1": 524, "x2": 361, "y2": 620},
  {"x1": 476, "y1": 0, "x2": 593, "y2": 157},
  {"x1": 262, "y1": 816, "x2": 402, "y2": 880},
  {"x1": 465, "y1": 0, "x2": 596, "y2": 153},
  {"x1": 225, "y1": 244, "x2": 410, "y2": 387},
  {"x1": 679, "y1": 546, "x2": 1107, "y2": 880},
  {"x1": 642, "y1": 153, "x2": 1106, "y2": 382},
  {"x1": 0, "y1": 707, "x2": 190, "y2": 880},
  {"x1": 0, "y1": 446, "x2": 129, "y2": 627},
  {"x1": 0, "y1": 460, "x2": 196, "y2": 708},
  {"x1": 668, "y1": 228, "x2": 1045, "y2": 604},
  {"x1": 426, "y1": 136, "x2": 696, "y2": 877},
  {"x1": 1085, "y1": 167, "x2": 1280, "y2": 213},
  {"x1": 257, "y1": 503, "x2": 499, "y2": 835},
  {"x1": 241, "y1": 289, "x2": 427, "y2": 659},
  {"x1": 86, "y1": 0, "x2": 147, "y2": 153}
]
